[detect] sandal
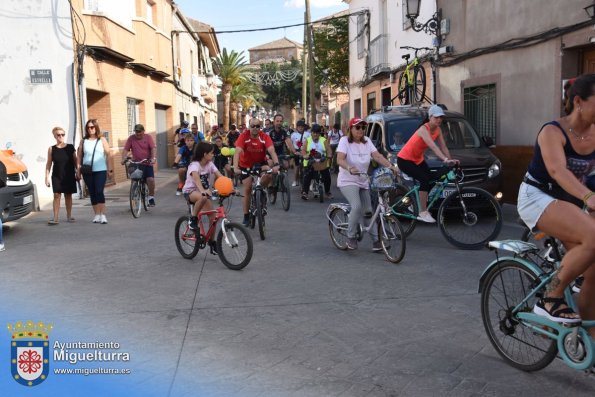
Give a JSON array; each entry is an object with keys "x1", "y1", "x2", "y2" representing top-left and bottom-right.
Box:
[
  {"x1": 301, "y1": 193, "x2": 309, "y2": 201},
  {"x1": 533, "y1": 296, "x2": 581, "y2": 324},
  {"x1": 67, "y1": 217, "x2": 76, "y2": 223},
  {"x1": 47, "y1": 220, "x2": 59, "y2": 225}
]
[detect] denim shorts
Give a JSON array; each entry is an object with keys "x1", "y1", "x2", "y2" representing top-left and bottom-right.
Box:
[{"x1": 517, "y1": 174, "x2": 556, "y2": 231}]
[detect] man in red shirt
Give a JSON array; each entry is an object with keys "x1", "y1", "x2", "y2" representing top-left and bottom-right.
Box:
[
  {"x1": 122, "y1": 124, "x2": 157, "y2": 206},
  {"x1": 233, "y1": 118, "x2": 280, "y2": 225}
]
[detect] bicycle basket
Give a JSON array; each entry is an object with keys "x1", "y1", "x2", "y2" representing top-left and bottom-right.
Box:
[
  {"x1": 370, "y1": 167, "x2": 395, "y2": 191},
  {"x1": 129, "y1": 166, "x2": 144, "y2": 180}
]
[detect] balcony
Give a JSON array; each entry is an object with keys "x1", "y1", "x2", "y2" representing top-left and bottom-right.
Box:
[{"x1": 368, "y1": 34, "x2": 390, "y2": 77}]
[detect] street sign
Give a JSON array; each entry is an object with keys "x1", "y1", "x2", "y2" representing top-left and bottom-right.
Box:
[{"x1": 30, "y1": 69, "x2": 52, "y2": 84}]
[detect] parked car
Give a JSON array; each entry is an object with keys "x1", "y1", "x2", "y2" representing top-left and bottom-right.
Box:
[
  {"x1": 0, "y1": 149, "x2": 34, "y2": 221},
  {"x1": 365, "y1": 105, "x2": 503, "y2": 201}
]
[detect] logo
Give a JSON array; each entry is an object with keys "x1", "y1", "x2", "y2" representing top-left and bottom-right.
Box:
[{"x1": 7, "y1": 320, "x2": 52, "y2": 387}]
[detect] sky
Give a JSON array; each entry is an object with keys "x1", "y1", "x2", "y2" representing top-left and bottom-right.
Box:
[{"x1": 174, "y1": 0, "x2": 349, "y2": 56}]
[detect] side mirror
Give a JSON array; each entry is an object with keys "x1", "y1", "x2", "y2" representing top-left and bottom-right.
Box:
[{"x1": 482, "y1": 136, "x2": 494, "y2": 147}]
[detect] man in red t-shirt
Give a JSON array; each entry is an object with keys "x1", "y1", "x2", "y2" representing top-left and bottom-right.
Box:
[
  {"x1": 122, "y1": 124, "x2": 157, "y2": 206},
  {"x1": 233, "y1": 118, "x2": 280, "y2": 225}
]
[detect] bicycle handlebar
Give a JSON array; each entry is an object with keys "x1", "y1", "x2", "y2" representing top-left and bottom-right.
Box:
[
  {"x1": 400, "y1": 46, "x2": 432, "y2": 52},
  {"x1": 123, "y1": 158, "x2": 151, "y2": 166}
]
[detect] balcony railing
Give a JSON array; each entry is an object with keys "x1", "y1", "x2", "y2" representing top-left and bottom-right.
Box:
[{"x1": 369, "y1": 34, "x2": 390, "y2": 77}]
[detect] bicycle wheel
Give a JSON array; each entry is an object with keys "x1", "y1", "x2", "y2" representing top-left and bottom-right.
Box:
[
  {"x1": 130, "y1": 181, "x2": 142, "y2": 218},
  {"x1": 481, "y1": 260, "x2": 557, "y2": 371},
  {"x1": 268, "y1": 177, "x2": 277, "y2": 205},
  {"x1": 318, "y1": 182, "x2": 324, "y2": 203},
  {"x1": 256, "y1": 190, "x2": 266, "y2": 240},
  {"x1": 142, "y1": 182, "x2": 149, "y2": 211},
  {"x1": 280, "y1": 173, "x2": 291, "y2": 211},
  {"x1": 217, "y1": 221, "x2": 253, "y2": 270},
  {"x1": 378, "y1": 215, "x2": 406, "y2": 263},
  {"x1": 328, "y1": 207, "x2": 349, "y2": 250},
  {"x1": 397, "y1": 72, "x2": 410, "y2": 105},
  {"x1": 438, "y1": 187, "x2": 502, "y2": 249},
  {"x1": 413, "y1": 65, "x2": 427, "y2": 104},
  {"x1": 389, "y1": 183, "x2": 418, "y2": 237},
  {"x1": 174, "y1": 216, "x2": 201, "y2": 259}
]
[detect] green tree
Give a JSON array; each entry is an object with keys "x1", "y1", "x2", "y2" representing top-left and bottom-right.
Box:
[
  {"x1": 230, "y1": 79, "x2": 264, "y2": 125},
  {"x1": 212, "y1": 48, "x2": 249, "y2": 129},
  {"x1": 259, "y1": 59, "x2": 302, "y2": 110},
  {"x1": 312, "y1": 17, "x2": 349, "y2": 90}
]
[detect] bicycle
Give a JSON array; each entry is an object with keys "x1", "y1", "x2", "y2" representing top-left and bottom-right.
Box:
[
  {"x1": 124, "y1": 158, "x2": 151, "y2": 218},
  {"x1": 268, "y1": 154, "x2": 292, "y2": 211},
  {"x1": 479, "y1": 238, "x2": 594, "y2": 373},
  {"x1": 390, "y1": 163, "x2": 502, "y2": 249},
  {"x1": 393, "y1": 46, "x2": 432, "y2": 105},
  {"x1": 174, "y1": 190, "x2": 253, "y2": 270},
  {"x1": 242, "y1": 165, "x2": 273, "y2": 241},
  {"x1": 326, "y1": 170, "x2": 406, "y2": 263},
  {"x1": 304, "y1": 154, "x2": 329, "y2": 203}
]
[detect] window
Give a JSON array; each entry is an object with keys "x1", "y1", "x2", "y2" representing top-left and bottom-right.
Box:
[
  {"x1": 401, "y1": 1, "x2": 412, "y2": 30},
  {"x1": 366, "y1": 92, "x2": 376, "y2": 115},
  {"x1": 463, "y1": 84, "x2": 497, "y2": 144},
  {"x1": 357, "y1": 14, "x2": 366, "y2": 59},
  {"x1": 353, "y1": 98, "x2": 362, "y2": 118},
  {"x1": 368, "y1": 123, "x2": 382, "y2": 149},
  {"x1": 127, "y1": 98, "x2": 141, "y2": 136},
  {"x1": 146, "y1": 0, "x2": 156, "y2": 25}
]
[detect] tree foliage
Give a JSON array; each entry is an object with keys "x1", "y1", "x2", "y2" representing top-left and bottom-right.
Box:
[
  {"x1": 312, "y1": 17, "x2": 349, "y2": 90},
  {"x1": 259, "y1": 59, "x2": 303, "y2": 110}
]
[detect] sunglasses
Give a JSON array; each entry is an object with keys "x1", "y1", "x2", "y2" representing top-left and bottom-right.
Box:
[
  {"x1": 87, "y1": 125, "x2": 95, "y2": 129},
  {"x1": 353, "y1": 124, "x2": 366, "y2": 130},
  {"x1": 56, "y1": 133, "x2": 65, "y2": 137},
  {"x1": 250, "y1": 124, "x2": 261, "y2": 128}
]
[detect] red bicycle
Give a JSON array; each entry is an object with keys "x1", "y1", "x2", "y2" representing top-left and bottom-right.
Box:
[{"x1": 174, "y1": 191, "x2": 253, "y2": 270}]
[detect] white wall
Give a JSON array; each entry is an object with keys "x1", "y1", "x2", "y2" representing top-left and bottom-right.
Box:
[{"x1": 0, "y1": 0, "x2": 75, "y2": 201}]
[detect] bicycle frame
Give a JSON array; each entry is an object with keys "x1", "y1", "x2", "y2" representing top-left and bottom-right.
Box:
[
  {"x1": 326, "y1": 192, "x2": 393, "y2": 238},
  {"x1": 184, "y1": 197, "x2": 240, "y2": 248}
]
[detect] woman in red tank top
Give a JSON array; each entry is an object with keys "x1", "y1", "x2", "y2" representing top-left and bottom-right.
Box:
[{"x1": 396, "y1": 104, "x2": 457, "y2": 223}]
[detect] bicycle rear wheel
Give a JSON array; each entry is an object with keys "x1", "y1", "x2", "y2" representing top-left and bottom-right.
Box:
[
  {"x1": 217, "y1": 221, "x2": 253, "y2": 270},
  {"x1": 142, "y1": 182, "x2": 149, "y2": 211},
  {"x1": 378, "y1": 215, "x2": 406, "y2": 263},
  {"x1": 397, "y1": 72, "x2": 410, "y2": 105},
  {"x1": 130, "y1": 181, "x2": 142, "y2": 218},
  {"x1": 268, "y1": 176, "x2": 277, "y2": 205},
  {"x1": 438, "y1": 187, "x2": 502, "y2": 249},
  {"x1": 389, "y1": 183, "x2": 418, "y2": 237},
  {"x1": 328, "y1": 207, "x2": 349, "y2": 250},
  {"x1": 413, "y1": 65, "x2": 427, "y2": 103},
  {"x1": 481, "y1": 260, "x2": 557, "y2": 371},
  {"x1": 256, "y1": 190, "x2": 266, "y2": 240},
  {"x1": 174, "y1": 216, "x2": 200, "y2": 259},
  {"x1": 280, "y1": 173, "x2": 291, "y2": 211},
  {"x1": 318, "y1": 182, "x2": 324, "y2": 203}
]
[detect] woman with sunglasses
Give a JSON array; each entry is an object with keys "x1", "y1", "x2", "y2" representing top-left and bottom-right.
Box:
[
  {"x1": 336, "y1": 117, "x2": 398, "y2": 251},
  {"x1": 45, "y1": 127, "x2": 78, "y2": 225},
  {"x1": 396, "y1": 104, "x2": 458, "y2": 223}
]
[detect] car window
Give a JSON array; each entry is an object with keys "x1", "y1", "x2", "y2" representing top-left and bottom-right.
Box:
[
  {"x1": 369, "y1": 122, "x2": 382, "y2": 149},
  {"x1": 387, "y1": 118, "x2": 420, "y2": 152},
  {"x1": 441, "y1": 118, "x2": 481, "y2": 149}
]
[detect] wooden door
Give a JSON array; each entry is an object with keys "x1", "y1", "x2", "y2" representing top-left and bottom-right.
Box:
[{"x1": 583, "y1": 48, "x2": 595, "y2": 73}]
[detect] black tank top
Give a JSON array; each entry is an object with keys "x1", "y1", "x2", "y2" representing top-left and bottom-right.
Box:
[{"x1": 527, "y1": 121, "x2": 595, "y2": 188}]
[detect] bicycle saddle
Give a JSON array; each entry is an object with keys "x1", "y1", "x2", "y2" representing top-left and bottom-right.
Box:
[{"x1": 401, "y1": 54, "x2": 410, "y2": 61}]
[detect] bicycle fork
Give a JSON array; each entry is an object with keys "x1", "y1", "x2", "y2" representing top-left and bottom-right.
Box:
[{"x1": 220, "y1": 219, "x2": 240, "y2": 248}]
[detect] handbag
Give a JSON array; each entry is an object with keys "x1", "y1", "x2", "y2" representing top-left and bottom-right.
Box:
[{"x1": 80, "y1": 139, "x2": 99, "y2": 175}]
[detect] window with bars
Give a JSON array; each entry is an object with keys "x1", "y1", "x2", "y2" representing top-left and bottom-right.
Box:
[{"x1": 463, "y1": 84, "x2": 497, "y2": 144}]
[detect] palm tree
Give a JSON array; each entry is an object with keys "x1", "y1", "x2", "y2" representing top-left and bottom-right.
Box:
[
  {"x1": 213, "y1": 49, "x2": 249, "y2": 130},
  {"x1": 230, "y1": 80, "x2": 264, "y2": 125}
]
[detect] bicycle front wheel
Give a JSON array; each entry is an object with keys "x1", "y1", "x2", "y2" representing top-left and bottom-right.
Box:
[
  {"x1": 318, "y1": 182, "x2": 324, "y2": 203},
  {"x1": 481, "y1": 260, "x2": 557, "y2": 371},
  {"x1": 397, "y1": 72, "x2": 410, "y2": 105},
  {"x1": 389, "y1": 183, "x2": 418, "y2": 237},
  {"x1": 413, "y1": 65, "x2": 426, "y2": 103},
  {"x1": 217, "y1": 221, "x2": 253, "y2": 270},
  {"x1": 130, "y1": 181, "x2": 142, "y2": 218},
  {"x1": 438, "y1": 187, "x2": 502, "y2": 249},
  {"x1": 378, "y1": 215, "x2": 406, "y2": 263},
  {"x1": 174, "y1": 216, "x2": 200, "y2": 259},
  {"x1": 280, "y1": 173, "x2": 291, "y2": 211},
  {"x1": 142, "y1": 182, "x2": 149, "y2": 211},
  {"x1": 256, "y1": 190, "x2": 266, "y2": 240},
  {"x1": 328, "y1": 207, "x2": 349, "y2": 250}
]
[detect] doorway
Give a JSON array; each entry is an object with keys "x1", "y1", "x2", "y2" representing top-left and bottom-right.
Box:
[{"x1": 155, "y1": 105, "x2": 168, "y2": 169}]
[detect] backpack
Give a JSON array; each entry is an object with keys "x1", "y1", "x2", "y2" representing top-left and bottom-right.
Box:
[{"x1": 0, "y1": 160, "x2": 6, "y2": 188}]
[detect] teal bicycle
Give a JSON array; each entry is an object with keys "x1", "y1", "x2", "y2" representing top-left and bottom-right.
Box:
[
  {"x1": 390, "y1": 164, "x2": 502, "y2": 249},
  {"x1": 479, "y1": 239, "x2": 594, "y2": 373}
]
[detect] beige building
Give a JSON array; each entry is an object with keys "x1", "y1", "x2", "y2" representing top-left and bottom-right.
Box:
[{"x1": 248, "y1": 38, "x2": 303, "y2": 65}]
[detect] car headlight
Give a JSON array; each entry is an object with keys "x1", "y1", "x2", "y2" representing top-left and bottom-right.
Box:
[{"x1": 488, "y1": 161, "x2": 501, "y2": 178}]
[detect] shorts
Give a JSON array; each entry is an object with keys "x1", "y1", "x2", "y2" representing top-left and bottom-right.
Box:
[
  {"x1": 239, "y1": 162, "x2": 267, "y2": 181},
  {"x1": 517, "y1": 174, "x2": 556, "y2": 231},
  {"x1": 141, "y1": 164, "x2": 155, "y2": 179}
]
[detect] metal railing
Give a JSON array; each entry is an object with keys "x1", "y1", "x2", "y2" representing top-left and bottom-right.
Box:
[{"x1": 369, "y1": 34, "x2": 390, "y2": 76}]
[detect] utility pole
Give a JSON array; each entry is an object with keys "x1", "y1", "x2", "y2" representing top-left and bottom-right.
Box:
[
  {"x1": 302, "y1": 10, "x2": 308, "y2": 122},
  {"x1": 306, "y1": 0, "x2": 315, "y2": 124}
]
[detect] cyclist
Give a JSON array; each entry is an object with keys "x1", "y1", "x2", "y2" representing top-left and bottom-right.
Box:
[
  {"x1": 173, "y1": 133, "x2": 195, "y2": 196},
  {"x1": 268, "y1": 114, "x2": 298, "y2": 193},
  {"x1": 290, "y1": 120, "x2": 311, "y2": 187},
  {"x1": 232, "y1": 118, "x2": 281, "y2": 226},
  {"x1": 396, "y1": 104, "x2": 458, "y2": 223},
  {"x1": 191, "y1": 123, "x2": 205, "y2": 143},
  {"x1": 517, "y1": 74, "x2": 595, "y2": 327},
  {"x1": 227, "y1": 124, "x2": 240, "y2": 148},
  {"x1": 122, "y1": 123, "x2": 157, "y2": 206},
  {"x1": 328, "y1": 123, "x2": 344, "y2": 173},
  {"x1": 213, "y1": 135, "x2": 232, "y2": 178},
  {"x1": 182, "y1": 141, "x2": 224, "y2": 255},
  {"x1": 301, "y1": 124, "x2": 333, "y2": 200},
  {"x1": 336, "y1": 117, "x2": 398, "y2": 251}
]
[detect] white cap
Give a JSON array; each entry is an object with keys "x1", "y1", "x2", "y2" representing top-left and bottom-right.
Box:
[{"x1": 428, "y1": 104, "x2": 445, "y2": 118}]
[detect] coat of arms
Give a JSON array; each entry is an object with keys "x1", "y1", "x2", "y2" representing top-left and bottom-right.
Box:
[{"x1": 7, "y1": 320, "x2": 52, "y2": 386}]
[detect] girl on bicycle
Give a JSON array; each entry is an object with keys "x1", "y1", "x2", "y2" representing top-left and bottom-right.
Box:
[
  {"x1": 336, "y1": 117, "x2": 398, "y2": 251},
  {"x1": 518, "y1": 74, "x2": 595, "y2": 328},
  {"x1": 182, "y1": 141, "x2": 224, "y2": 254},
  {"x1": 396, "y1": 104, "x2": 458, "y2": 223}
]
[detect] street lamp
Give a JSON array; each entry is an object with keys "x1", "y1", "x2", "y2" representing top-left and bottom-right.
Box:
[
  {"x1": 585, "y1": 2, "x2": 595, "y2": 18},
  {"x1": 405, "y1": 0, "x2": 441, "y2": 36}
]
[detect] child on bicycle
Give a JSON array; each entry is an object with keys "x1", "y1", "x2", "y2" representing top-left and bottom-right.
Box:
[
  {"x1": 173, "y1": 133, "x2": 195, "y2": 195},
  {"x1": 182, "y1": 141, "x2": 224, "y2": 254}
]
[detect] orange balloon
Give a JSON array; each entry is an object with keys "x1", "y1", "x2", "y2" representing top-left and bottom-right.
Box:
[{"x1": 214, "y1": 176, "x2": 234, "y2": 196}]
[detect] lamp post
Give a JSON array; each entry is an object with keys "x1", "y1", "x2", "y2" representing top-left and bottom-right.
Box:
[
  {"x1": 585, "y1": 2, "x2": 595, "y2": 18},
  {"x1": 405, "y1": 0, "x2": 441, "y2": 37}
]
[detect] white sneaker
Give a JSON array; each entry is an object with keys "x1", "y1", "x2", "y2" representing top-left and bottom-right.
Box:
[
  {"x1": 100, "y1": 215, "x2": 108, "y2": 224},
  {"x1": 291, "y1": 181, "x2": 298, "y2": 187},
  {"x1": 417, "y1": 211, "x2": 436, "y2": 223},
  {"x1": 92, "y1": 215, "x2": 101, "y2": 223},
  {"x1": 0, "y1": 243, "x2": 5, "y2": 252}
]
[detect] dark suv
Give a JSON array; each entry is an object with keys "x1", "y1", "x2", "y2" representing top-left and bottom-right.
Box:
[{"x1": 365, "y1": 105, "x2": 503, "y2": 200}]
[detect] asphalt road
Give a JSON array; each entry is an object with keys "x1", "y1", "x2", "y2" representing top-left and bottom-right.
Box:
[{"x1": 1, "y1": 170, "x2": 593, "y2": 396}]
